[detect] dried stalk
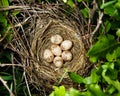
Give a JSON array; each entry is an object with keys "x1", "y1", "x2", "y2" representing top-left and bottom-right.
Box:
[{"x1": 0, "y1": 63, "x2": 23, "y2": 67}]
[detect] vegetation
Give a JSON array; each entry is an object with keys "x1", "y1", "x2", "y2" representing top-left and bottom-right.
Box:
[{"x1": 0, "y1": 0, "x2": 120, "y2": 96}]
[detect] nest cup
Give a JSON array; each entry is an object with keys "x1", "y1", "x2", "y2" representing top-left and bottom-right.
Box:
[{"x1": 27, "y1": 17, "x2": 86, "y2": 88}]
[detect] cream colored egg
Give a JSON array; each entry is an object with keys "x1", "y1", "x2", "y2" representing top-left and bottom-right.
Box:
[
  {"x1": 61, "y1": 40, "x2": 72, "y2": 50},
  {"x1": 51, "y1": 44, "x2": 62, "y2": 56},
  {"x1": 51, "y1": 34, "x2": 63, "y2": 44},
  {"x1": 43, "y1": 49, "x2": 54, "y2": 63},
  {"x1": 53, "y1": 56, "x2": 63, "y2": 68},
  {"x1": 62, "y1": 51, "x2": 72, "y2": 61}
]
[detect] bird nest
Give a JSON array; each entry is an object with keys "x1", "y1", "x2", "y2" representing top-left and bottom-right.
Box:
[
  {"x1": 29, "y1": 18, "x2": 86, "y2": 86},
  {"x1": 10, "y1": 4, "x2": 90, "y2": 92}
]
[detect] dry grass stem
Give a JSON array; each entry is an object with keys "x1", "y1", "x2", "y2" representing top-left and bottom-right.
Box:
[
  {"x1": 0, "y1": 63, "x2": 23, "y2": 67},
  {"x1": 23, "y1": 71, "x2": 32, "y2": 96}
]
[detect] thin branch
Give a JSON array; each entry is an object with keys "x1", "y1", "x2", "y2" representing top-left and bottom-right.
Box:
[
  {"x1": 0, "y1": 6, "x2": 30, "y2": 11},
  {"x1": 0, "y1": 63, "x2": 23, "y2": 67},
  {"x1": 58, "y1": 69, "x2": 68, "y2": 85},
  {"x1": 24, "y1": 71, "x2": 32, "y2": 96},
  {"x1": 14, "y1": 17, "x2": 31, "y2": 28},
  {"x1": 11, "y1": 16, "x2": 30, "y2": 56},
  {"x1": 102, "y1": 0, "x2": 105, "y2": 3},
  {"x1": 12, "y1": 54, "x2": 17, "y2": 96},
  {"x1": 90, "y1": 0, "x2": 104, "y2": 40},
  {"x1": 91, "y1": 11, "x2": 104, "y2": 37},
  {"x1": 0, "y1": 76, "x2": 14, "y2": 96},
  {"x1": 82, "y1": 1, "x2": 91, "y2": 32},
  {"x1": 0, "y1": 5, "x2": 50, "y2": 13}
]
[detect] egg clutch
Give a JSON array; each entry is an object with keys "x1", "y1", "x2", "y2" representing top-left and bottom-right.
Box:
[{"x1": 43, "y1": 34, "x2": 73, "y2": 68}]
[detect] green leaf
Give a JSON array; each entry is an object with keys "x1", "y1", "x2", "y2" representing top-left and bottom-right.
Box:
[
  {"x1": 87, "y1": 84, "x2": 106, "y2": 96},
  {"x1": 80, "y1": 91, "x2": 93, "y2": 96},
  {"x1": 115, "y1": 0, "x2": 120, "y2": 9},
  {"x1": 102, "y1": 69, "x2": 120, "y2": 92},
  {"x1": 106, "y1": 68, "x2": 118, "y2": 80},
  {"x1": 88, "y1": 34, "x2": 115, "y2": 56},
  {"x1": 67, "y1": 0, "x2": 75, "y2": 8},
  {"x1": 106, "y1": 53, "x2": 116, "y2": 62},
  {"x1": 66, "y1": 88, "x2": 81, "y2": 96},
  {"x1": 89, "y1": 56, "x2": 98, "y2": 63},
  {"x1": 0, "y1": 0, "x2": 9, "y2": 16},
  {"x1": 87, "y1": 34, "x2": 118, "y2": 62},
  {"x1": 0, "y1": 0, "x2": 9, "y2": 7},
  {"x1": 116, "y1": 92, "x2": 120, "y2": 96},
  {"x1": 77, "y1": 0, "x2": 82, "y2": 3},
  {"x1": 1, "y1": 76, "x2": 13, "y2": 81},
  {"x1": 83, "y1": 69, "x2": 100, "y2": 84},
  {"x1": 49, "y1": 86, "x2": 66, "y2": 96},
  {"x1": 90, "y1": 69, "x2": 100, "y2": 83},
  {"x1": 0, "y1": 12, "x2": 7, "y2": 27},
  {"x1": 100, "y1": 0, "x2": 117, "y2": 9},
  {"x1": 106, "y1": 85, "x2": 116, "y2": 95},
  {"x1": 116, "y1": 29, "x2": 120, "y2": 37},
  {"x1": 102, "y1": 62, "x2": 114, "y2": 70},
  {"x1": 104, "y1": 21, "x2": 111, "y2": 33},
  {"x1": 104, "y1": 6, "x2": 117, "y2": 16},
  {"x1": 83, "y1": 77, "x2": 91, "y2": 84},
  {"x1": 0, "y1": 0, "x2": 9, "y2": 15},
  {"x1": 106, "y1": 47, "x2": 120, "y2": 61},
  {"x1": 81, "y1": 8, "x2": 89, "y2": 18},
  {"x1": 5, "y1": 26, "x2": 14, "y2": 42},
  {"x1": 0, "y1": 72, "x2": 13, "y2": 81},
  {"x1": 68, "y1": 72, "x2": 84, "y2": 83}
]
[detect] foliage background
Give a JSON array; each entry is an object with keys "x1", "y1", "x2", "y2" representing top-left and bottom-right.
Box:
[{"x1": 0, "y1": 0, "x2": 120, "y2": 96}]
